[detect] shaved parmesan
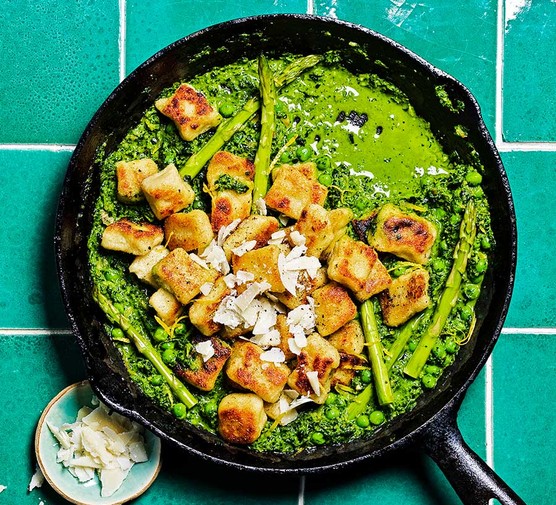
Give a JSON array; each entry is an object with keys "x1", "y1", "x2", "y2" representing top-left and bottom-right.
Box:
[
  {"x1": 289, "y1": 230, "x2": 306, "y2": 246},
  {"x1": 260, "y1": 347, "x2": 286, "y2": 363},
  {"x1": 46, "y1": 401, "x2": 149, "y2": 497},
  {"x1": 306, "y1": 370, "x2": 321, "y2": 396},
  {"x1": 278, "y1": 243, "x2": 321, "y2": 295},
  {"x1": 28, "y1": 466, "x2": 44, "y2": 491},
  {"x1": 199, "y1": 282, "x2": 214, "y2": 296},
  {"x1": 195, "y1": 340, "x2": 215, "y2": 362},
  {"x1": 268, "y1": 229, "x2": 287, "y2": 245},
  {"x1": 254, "y1": 198, "x2": 267, "y2": 216},
  {"x1": 189, "y1": 253, "x2": 209, "y2": 270},
  {"x1": 231, "y1": 240, "x2": 257, "y2": 257},
  {"x1": 200, "y1": 240, "x2": 230, "y2": 274},
  {"x1": 250, "y1": 329, "x2": 281, "y2": 347},
  {"x1": 217, "y1": 218, "x2": 241, "y2": 246}
]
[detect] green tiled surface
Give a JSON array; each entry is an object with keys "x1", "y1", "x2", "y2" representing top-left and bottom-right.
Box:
[
  {"x1": 492, "y1": 333, "x2": 556, "y2": 504},
  {"x1": 0, "y1": 151, "x2": 69, "y2": 330},
  {"x1": 1, "y1": 0, "x2": 554, "y2": 504},
  {"x1": 503, "y1": 1, "x2": 556, "y2": 141},
  {"x1": 0, "y1": 0, "x2": 120, "y2": 145}
]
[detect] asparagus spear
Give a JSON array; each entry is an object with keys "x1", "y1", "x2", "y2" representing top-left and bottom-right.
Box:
[
  {"x1": 92, "y1": 286, "x2": 198, "y2": 409},
  {"x1": 179, "y1": 54, "x2": 322, "y2": 179},
  {"x1": 346, "y1": 384, "x2": 373, "y2": 421},
  {"x1": 404, "y1": 201, "x2": 477, "y2": 379},
  {"x1": 361, "y1": 299, "x2": 394, "y2": 405},
  {"x1": 385, "y1": 309, "x2": 431, "y2": 371},
  {"x1": 252, "y1": 55, "x2": 277, "y2": 209}
]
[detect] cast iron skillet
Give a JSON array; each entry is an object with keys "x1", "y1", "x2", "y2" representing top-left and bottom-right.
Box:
[{"x1": 55, "y1": 14, "x2": 523, "y2": 505}]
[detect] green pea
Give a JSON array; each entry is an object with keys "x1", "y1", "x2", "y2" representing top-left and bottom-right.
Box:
[
  {"x1": 318, "y1": 173, "x2": 333, "y2": 186},
  {"x1": 466, "y1": 171, "x2": 483, "y2": 186},
  {"x1": 160, "y1": 341, "x2": 174, "y2": 350},
  {"x1": 450, "y1": 213, "x2": 461, "y2": 226},
  {"x1": 174, "y1": 323, "x2": 187, "y2": 336},
  {"x1": 325, "y1": 392, "x2": 337, "y2": 405},
  {"x1": 150, "y1": 375, "x2": 163, "y2": 386},
  {"x1": 311, "y1": 432, "x2": 325, "y2": 445},
  {"x1": 433, "y1": 207, "x2": 446, "y2": 220},
  {"x1": 356, "y1": 414, "x2": 370, "y2": 428},
  {"x1": 113, "y1": 302, "x2": 125, "y2": 314},
  {"x1": 464, "y1": 283, "x2": 481, "y2": 300},
  {"x1": 408, "y1": 340, "x2": 418, "y2": 352},
  {"x1": 422, "y1": 374, "x2": 437, "y2": 389},
  {"x1": 316, "y1": 155, "x2": 331, "y2": 171},
  {"x1": 475, "y1": 256, "x2": 488, "y2": 274},
  {"x1": 280, "y1": 151, "x2": 292, "y2": 163},
  {"x1": 153, "y1": 327, "x2": 168, "y2": 343},
  {"x1": 481, "y1": 236, "x2": 492, "y2": 250},
  {"x1": 431, "y1": 258, "x2": 446, "y2": 272},
  {"x1": 392, "y1": 267, "x2": 406, "y2": 277},
  {"x1": 445, "y1": 338, "x2": 459, "y2": 354},
  {"x1": 355, "y1": 198, "x2": 368, "y2": 211},
  {"x1": 459, "y1": 304, "x2": 474, "y2": 321},
  {"x1": 433, "y1": 343, "x2": 446, "y2": 360},
  {"x1": 111, "y1": 327, "x2": 125, "y2": 340},
  {"x1": 325, "y1": 406, "x2": 340, "y2": 420},
  {"x1": 162, "y1": 348, "x2": 177, "y2": 365},
  {"x1": 204, "y1": 399, "x2": 218, "y2": 416},
  {"x1": 360, "y1": 369, "x2": 372, "y2": 384},
  {"x1": 218, "y1": 102, "x2": 235, "y2": 118},
  {"x1": 173, "y1": 402, "x2": 187, "y2": 419},
  {"x1": 275, "y1": 100, "x2": 288, "y2": 118},
  {"x1": 104, "y1": 270, "x2": 119, "y2": 282},
  {"x1": 425, "y1": 365, "x2": 441, "y2": 376},
  {"x1": 439, "y1": 240, "x2": 449, "y2": 251},
  {"x1": 296, "y1": 146, "x2": 312, "y2": 162},
  {"x1": 369, "y1": 410, "x2": 385, "y2": 425}
]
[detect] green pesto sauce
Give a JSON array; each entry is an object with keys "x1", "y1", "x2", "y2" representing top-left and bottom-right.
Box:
[{"x1": 88, "y1": 53, "x2": 494, "y2": 454}]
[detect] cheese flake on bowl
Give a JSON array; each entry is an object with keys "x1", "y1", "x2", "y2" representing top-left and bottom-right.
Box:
[{"x1": 46, "y1": 401, "x2": 149, "y2": 497}]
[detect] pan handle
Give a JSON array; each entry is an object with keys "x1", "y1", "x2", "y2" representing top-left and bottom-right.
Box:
[{"x1": 420, "y1": 404, "x2": 526, "y2": 505}]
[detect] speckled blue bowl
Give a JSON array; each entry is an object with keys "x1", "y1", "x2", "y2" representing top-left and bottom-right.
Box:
[{"x1": 35, "y1": 381, "x2": 162, "y2": 505}]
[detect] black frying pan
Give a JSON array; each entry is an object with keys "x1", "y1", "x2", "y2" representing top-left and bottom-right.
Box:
[{"x1": 54, "y1": 15, "x2": 522, "y2": 505}]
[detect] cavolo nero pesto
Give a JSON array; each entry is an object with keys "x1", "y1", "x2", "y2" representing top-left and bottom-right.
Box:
[{"x1": 88, "y1": 51, "x2": 493, "y2": 453}]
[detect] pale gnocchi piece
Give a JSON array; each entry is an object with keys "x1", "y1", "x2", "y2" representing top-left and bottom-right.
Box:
[
  {"x1": 218, "y1": 393, "x2": 267, "y2": 445},
  {"x1": 101, "y1": 218, "x2": 164, "y2": 256},
  {"x1": 287, "y1": 332, "x2": 340, "y2": 403},
  {"x1": 327, "y1": 235, "x2": 391, "y2": 302},
  {"x1": 141, "y1": 163, "x2": 195, "y2": 220},
  {"x1": 206, "y1": 151, "x2": 255, "y2": 232},
  {"x1": 312, "y1": 282, "x2": 357, "y2": 337},
  {"x1": 331, "y1": 353, "x2": 368, "y2": 388},
  {"x1": 155, "y1": 83, "x2": 221, "y2": 141},
  {"x1": 188, "y1": 277, "x2": 230, "y2": 336},
  {"x1": 379, "y1": 267, "x2": 431, "y2": 327},
  {"x1": 293, "y1": 204, "x2": 335, "y2": 259},
  {"x1": 148, "y1": 288, "x2": 183, "y2": 326},
  {"x1": 232, "y1": 244, "x2": 285, "y2": 293},
  {"x1": 152, "y1": 248, "x2": 219, "y2": 305},
  {"x1": 264, "y1": 162, "x2": 328, "y2": 220},
  {"x1": 115, "y1": 158, "x2": 158, "y2": 204},
  {"x1": 328, "y1": 319, "x2": 365, "y2": 356},
  {"x1": 164, "y1": 209, "x2": 213, "y2": 253},
  {"x1": 273, "y1": 267, "x2": 328, "y2": 310},
  {"x1": 225, "y1": 341, "x2": 291, "y2": 404},
  {"x1": 370, "y1": 203, "x2": 437, "y2": 264},
  {"x1": 129, "y1": 244, "x2": 169, "y2": 287},
  {"x1": 222, "y1": 214, "x2": 279, "y2": 261}
]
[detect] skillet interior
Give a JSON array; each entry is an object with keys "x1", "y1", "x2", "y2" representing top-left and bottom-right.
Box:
[{"x1": 55, "y1": 14, "x2": 516, "y2": 473}]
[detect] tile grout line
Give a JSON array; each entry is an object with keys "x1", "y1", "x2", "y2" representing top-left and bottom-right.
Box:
[
  {"x1": 119, "y1": 0, "x2": 127, "y2": 82},
  {"x1": 485, "y1": 356, "x2": 495, "y2": 470},
  {"x1": 298, "y1": 475, "x2": 306, "y2": 505},
  {"x1": 307, "y1": 0, "x2": 314, "y2": 16},
  {"x1": 0, "y1": 329, "x2": 73, "y2": 336},
  {"x1": 0, "y1": 144, "x2": 75, "y2": 152},
  {"x1": 495, "y1": 0, "x2": 505, "y2": 146}
]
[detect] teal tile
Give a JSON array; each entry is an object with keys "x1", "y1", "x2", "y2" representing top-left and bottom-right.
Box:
[
  {"x1": 0, "y1": 150, "x2": 69, "y2": 329},
  {"x1": 315, "y1": 0, "x2": 498, "y2": 134},
  {"x1": 501, "y1": 151, "x2": 556, "y2": 328},
  {"x1": 304, "y1": 374, "x2": 486, "y2": 504},
  {"x1": 125, "y1": 0, "x2": 308, "y2": 73},
  {"x1": 0, "y1": 1, "x2": 120, "y2": 144},
  {"x1": 0, "y1": 333, "x2": 84, "y2": 505},
  {"x1": 503, "y1": 1, "x2": 556, "y2": 141},
  {"x1": 492, "y1": 333, "x2": 556, "y2": 503}
]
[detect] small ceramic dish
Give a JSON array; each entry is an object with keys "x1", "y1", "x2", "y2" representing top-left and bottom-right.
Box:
[{"x1": 35, "y1": 380, "x2": 162, "y2": 505}]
